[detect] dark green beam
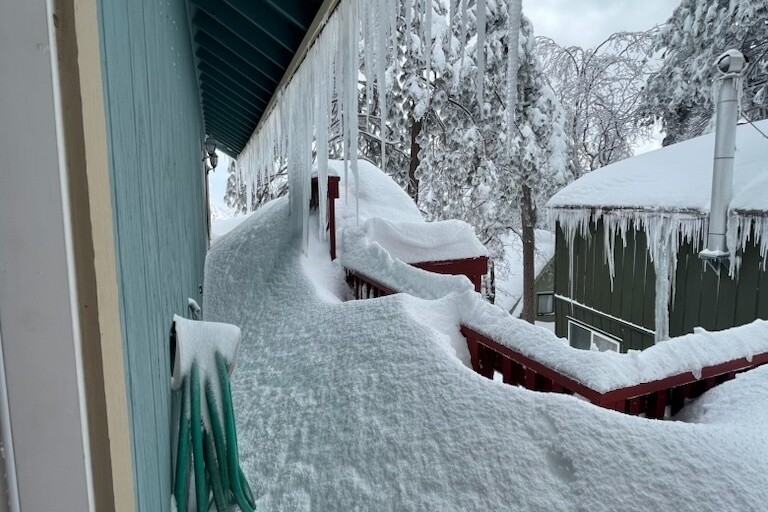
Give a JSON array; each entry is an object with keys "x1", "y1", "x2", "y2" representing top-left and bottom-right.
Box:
[
  {"x1": 191, "y1": 0, "x2": 295, "y2": 54},
  {"x1": 193, "y1": 31, "x2": 278, "y2": 88},
  {"x1": 204, "y1": 117, "x2": 249, "y2": 148},
  {"x1": 202, "y1": 95, "x2": 259, "y2": 132},
  {"x1": 192, "y1": 10, "x2": 285, "y2": 78},
  {"x1": 201, "y1": 105, "x2": 258, "y2": 138},
  {"x1": 204, "y1": 119, "x2": 248, "y2": 147},
  {"x1": 201, "y1": 89, "x2": 262, "y2": 126},
  {"x1": 200, "y1": 85, "x2": 263, "y2": 119},
  {"x1": 198, "y1": 61, "x2": 270, "y2": 105},
  {"x1": 196, "y1": 48, "x2": 274, "y2": 98},
  {"x1": 200, "y1": 72, "x2": 266, "y2": 111},
  {"x1": 258, "y1": 0, "x2": 310, "y2": 32},
  {"x1": 201, "y1": 101, "x2": 259, "y2": 136},
  {"x1": 218, "y1": 0, "x2": 304, "y2": 52}
]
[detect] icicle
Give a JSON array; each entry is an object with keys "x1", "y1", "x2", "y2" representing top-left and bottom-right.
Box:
[
  {"x1": 375, "y1": 0, "x2": 389, "y2": 175},
  {"x1": 404, "y1": 0, "x2": 414, "y2": 61},
  {"x1": 475, "y1": 0, "x2": 486, "y2": 114},
  {"x1": 316, "y1": 32, "x2": 331, "y2": 240},
  {"x1": 728, "y1": 213, "x2": 768, "y2": 274},
  {"x1": 424, "y1": 0, "x2": 432, "y2": 104},
  {"x1": 550, "y1": 207, "x2": 708, "y2": 343},
  {"x1": 449, "y1": 0, "x2": 456, "y2": 32},
  {"x1": 350, "y1": 0, "x2": 360, "y2": 223},
  {"x1": 363, "y1": 5, "x2": 375, "y2": 111},
  {"x1": 459, "y1": 0, "x2": 468, "y2": 73},
  {"x1": 506, "y1": 0, "x2": 522, "y2": 147}
]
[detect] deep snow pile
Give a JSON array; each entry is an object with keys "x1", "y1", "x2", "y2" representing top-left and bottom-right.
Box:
[{"x1": 204, "y1": 162, "x2": 768, "y2": 511}]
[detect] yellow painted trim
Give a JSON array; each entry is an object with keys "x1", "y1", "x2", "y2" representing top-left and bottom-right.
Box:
[{"x1": 71, "y1": 0, "x2": 137, "y2": 510}]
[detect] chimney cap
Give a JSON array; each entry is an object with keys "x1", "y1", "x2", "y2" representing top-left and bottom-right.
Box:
[{"x1": 715, "y1": 49, "x2": 748, "y2": 76}]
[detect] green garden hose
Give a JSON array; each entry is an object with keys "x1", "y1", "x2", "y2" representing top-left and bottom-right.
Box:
[{"x1": 172, "y1": 351, "x2": 255, "y2": 511}]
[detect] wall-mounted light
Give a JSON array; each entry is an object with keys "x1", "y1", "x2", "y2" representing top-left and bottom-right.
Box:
[{"x1": 204, "y1": 136, "x2": 218, "y2": 170}]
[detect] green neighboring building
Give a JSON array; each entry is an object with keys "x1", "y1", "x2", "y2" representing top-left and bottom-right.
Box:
[{"x1": 546, "y1": 120, "x2": 768, "y2": 353}]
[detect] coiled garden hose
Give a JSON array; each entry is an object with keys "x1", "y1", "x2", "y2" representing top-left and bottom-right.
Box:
[{"x1": 172, "y1": 316, "x2": 255, "y2": 511}]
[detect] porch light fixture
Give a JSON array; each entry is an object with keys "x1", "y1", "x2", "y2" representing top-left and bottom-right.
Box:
[{"x1": 204, "y1": 137, "x2": 218, "y2": 170}]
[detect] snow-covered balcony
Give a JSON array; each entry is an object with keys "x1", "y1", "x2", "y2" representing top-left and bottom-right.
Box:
[
  {"x1": 207, "y1": 157, "x2": 768, "y2": 509},
  {"x1": 192, "y1": 0, "x2": 768, "y2": 509}
]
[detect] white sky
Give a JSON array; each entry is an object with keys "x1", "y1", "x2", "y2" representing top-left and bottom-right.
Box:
[
  {"x1": 208, "y1": 1, "x2": 678, "y2": 215},
  {"x1": 525, "y1": 0, "x2": 678, "y2": 48}
]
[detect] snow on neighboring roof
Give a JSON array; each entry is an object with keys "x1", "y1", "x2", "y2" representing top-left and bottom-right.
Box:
[{"x1": 546, "y1": 119, "x2": 768, "y2": 215}]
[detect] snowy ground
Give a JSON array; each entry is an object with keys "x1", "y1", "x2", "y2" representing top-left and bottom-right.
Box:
[{"x1": 204, "y1": 163, "x2": 768, "y2": 511}]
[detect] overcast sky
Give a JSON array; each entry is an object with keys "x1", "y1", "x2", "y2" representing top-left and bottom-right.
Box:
[
  {"x1": 525, "y1": 0, "x2": 678, "y2": 48},
  {"x1": 209, "y1": 1, "x2": 680, "y2": 216}
]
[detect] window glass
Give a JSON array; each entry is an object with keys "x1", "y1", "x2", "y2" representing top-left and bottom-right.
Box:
[
  {"x1": 568, "y1": 322, "x2": 592, "y2": 350},
  {"x1": 592, "y1": 333, "x2": 620, "y2": 352},
  {"x1": 537, "y1": 293, "x2": 554, "y2": 315}
]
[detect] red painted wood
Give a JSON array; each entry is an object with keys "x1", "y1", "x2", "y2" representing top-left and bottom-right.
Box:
[
  {"x1": 413, "y1": 256, "x2": 488, "y2": 292},
  {"x1": 311, "y1": 175, "x2": 340, "y2": 260},
  {"x1": 478, "y1": 345, "x2": 496, "y2": 379},
  {"x1": 347, "y1": 271, "x2": 396, "y2": 298},
  {"x1": 460, "y1": 324, "x2": 768, "y2": 416},
  {"x1": 646, "y1": 391, "x2": 667, "y2": 420}
]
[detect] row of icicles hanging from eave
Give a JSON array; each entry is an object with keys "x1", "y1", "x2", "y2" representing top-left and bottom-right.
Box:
[
  {"x1": 549, "y1": 207, "x2": 768, "y2": 343},
  {"x1": 234, "y1": 0, "x2": 523, "y2": 249}
]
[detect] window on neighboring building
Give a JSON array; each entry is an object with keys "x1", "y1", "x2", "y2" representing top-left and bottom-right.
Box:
[
  {"x1": 536, "y1": 292, "x2": 555, "y2": 316},
  {"x1": 568, "y1": 319, "x2": 621, "y2": 352}
]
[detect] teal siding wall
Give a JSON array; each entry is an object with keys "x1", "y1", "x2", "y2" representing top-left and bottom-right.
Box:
[{"x1": 97, "y1": 0, "x2": 207, "y2": 509}]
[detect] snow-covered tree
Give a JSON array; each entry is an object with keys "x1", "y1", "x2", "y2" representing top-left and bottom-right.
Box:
[
  {"x1": 536, "y1": 31, "x2": 657, "y2": 175},
  {"x1": 225, "y1": 158, "x2": 288, "y2": 214},
  {"x1": 416, "y1": 1, "x2": 568, "y2": 318},
  {"x1": 641, "y1": 0, "x2": 768, "y2": 145}
]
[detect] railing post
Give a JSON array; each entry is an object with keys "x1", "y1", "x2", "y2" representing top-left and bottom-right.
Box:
[
  {"x1": 467, "y1": 337, "x2": 481, "y2": 373},
  {"x1": 646, "y1": 391, "x2": 667, "y2": 420}
]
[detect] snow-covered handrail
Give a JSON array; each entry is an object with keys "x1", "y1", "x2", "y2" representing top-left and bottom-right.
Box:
[{"x1": 344, "y1": 227, "x2": 768, "y2": 417}]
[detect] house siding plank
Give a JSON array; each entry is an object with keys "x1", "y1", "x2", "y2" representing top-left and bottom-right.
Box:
[
  {"x1": 669, "y1": 248, "x2": 689, "y2": 336},
  {"x1": 97, "y1": 0, "x2": 207, "y2": 510},
  {"x1": 734, "y1": 239, "x2": 760, "y2": 327},
  {"x1": 758, "y1": 256, "x2": 768, "y2": 319},
  {"x1": 697, "y1": 261, "x2": 721, "y2": 331},
  {"x1": 676, "y1": 244, "x2": 705, "y2": 336}
]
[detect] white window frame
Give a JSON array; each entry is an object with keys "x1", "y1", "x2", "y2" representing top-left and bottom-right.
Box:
[{"x1": 567, "y1": 318, "x2": 621, "y2": 352}]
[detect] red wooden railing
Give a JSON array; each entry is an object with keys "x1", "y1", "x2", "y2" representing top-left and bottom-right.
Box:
[
  {"x1": 346, "y1": 270, "x2": 395, "y2": 299},
  {"x1": 310, "y1": 175, "x2": 341, "y2": 260},
  {"x1": 462, "y1": 325, "x2": 768, "y2": 418},
  {"x1": 347, "y1": 269, "x2": 768, "y2": 418}
]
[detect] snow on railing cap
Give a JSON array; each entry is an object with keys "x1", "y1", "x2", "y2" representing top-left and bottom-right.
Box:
[{"x1": 359, "y1": 217, "x2": 488, "y2": 264}]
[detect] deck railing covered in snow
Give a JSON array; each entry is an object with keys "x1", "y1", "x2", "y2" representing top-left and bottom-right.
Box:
[
  {"x1": 461, "y1": 324, "x2": 768, "y2": 417},
  {"x1": 345, "y1": 267, "x2": 768, "y2": 418}
]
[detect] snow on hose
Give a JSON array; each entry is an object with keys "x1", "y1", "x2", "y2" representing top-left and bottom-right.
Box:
[{"x1": 171, "y1": 315, "x2": 256, "y2": 512}]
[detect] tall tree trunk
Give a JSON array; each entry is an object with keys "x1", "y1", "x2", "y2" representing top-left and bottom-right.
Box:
[
  {"x1": 520, "y1": 184, "x2": 536, "y2": 324},
  {"x1": 408, "y1": 117, "x2": 422, "y2": 202}
]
